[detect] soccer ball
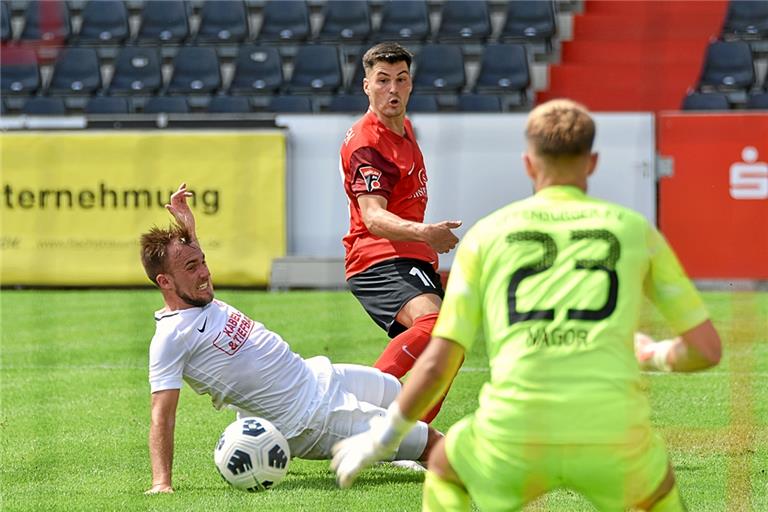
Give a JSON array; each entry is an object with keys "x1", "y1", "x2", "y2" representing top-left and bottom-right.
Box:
[{"x1": 214, "y1": 416, "x2": 291, "y2": 492}]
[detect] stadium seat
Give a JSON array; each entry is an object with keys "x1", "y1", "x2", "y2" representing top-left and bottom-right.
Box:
[
  {"x1": 229, "y1": 45, "x2": 283, "y2": 94},
  {"x1": 196, "y1": 0, "x2": 249, "y2": 43},
  {"x1": 475, "y1": 44, "x2": 529, "y2": 96},
  {"x1": 137, "y1": 0, "x2": 189, "y2": 44},
  {"x1": 347, "y1": 59, "x2": 366, "y2": 93},
  {"x1": 20, "y1": 0, "x2": 71, "y2": 43},
  {"x1": 289, "y1": 45, "x2": 343, "y2": 93},
  {"x1": 109, "y1": 47, "x2": 162, "y2": 95},
  {"x1": 407, "y1": 94, "x2": 438, "y2": 112},
  {"x1": 267, "y1": 95, "x2": 313, "y2": 113},
  {"x1": 77, "y1": 0, "x2": 129, "y2": 44},
  {"x1": 48, "y1": 47, "x2": 101, "y2": 95},
  {"x1": 1, "y1": 99, "x2": 7, "y2": 115},
  {"x1": 258, "y1": 0, "x2": 310, "y2": 43},
  {"x1": 1, "y1": 47, "x2": 41, "y2": 95},
  {"x1": 698, "y1": 41, "x2": 755, "y2": 90},
  {"x1": 85, "y1": 96, "x2": 130, "y2": 114},
  {"x1": 376, "y1": 0, "x2": 430, "y2": 43},
  {"x1": 2, "y1": 1, "x2": 12, "y2": 42},
  {"x1": 458, "y1": 94, "x2": 502, "y2": 112},
  {"x1": 500, "y1": 0, "x2": 557, "y2": 48},
  {"x1": 168, "y1": 46, "x2": 222, "y2": 94},
  {"x1": 721, "y1": 0, "x2": 768, "y2": 39},
  {"x1": 413, "y1": 45, "x2": 465, "y2": 93},
  {"x1": 327, "y1": 94, "x2": 368, "y2": 112},
  {"x1": 144, "y1": 96, "x2": 190, "y2": 113},
  {"x1": 208, "y1": 95, "x2": 251, "y2": 113},
  {"x1": 22, "y1": 96, "x2": 67, "y2": 115},
  {"x1": 436, "y1": 0, "x2": 491, "y2": 43},
  {"x1": 681, "y1": 92, "x2": 730, "y2": 110},
  {"x1": 746, "y1": 92, "x2": 768, "y2": 109},
  {"x1": 317, "y1": 0, "x2": 371, "y2": 43}
]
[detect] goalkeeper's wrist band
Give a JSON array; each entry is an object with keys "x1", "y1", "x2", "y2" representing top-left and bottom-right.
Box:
[
  {"x1": 378, "y1": 402, "x2": 417, "y2": 448},
  {"x1": 648, "y1": 339, "x2": 675, "y2": 372}
]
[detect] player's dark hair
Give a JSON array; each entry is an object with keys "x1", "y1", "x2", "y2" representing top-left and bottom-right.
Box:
[
  {"x1": 139, "y1": 224, "x2": 193, "y2": 285},
  {"x1": 362, "y1": 42, "x2": 413, "y2": 75},
  {"x1": 526, "y1": 99, "x2": 596, "y2": 157}
]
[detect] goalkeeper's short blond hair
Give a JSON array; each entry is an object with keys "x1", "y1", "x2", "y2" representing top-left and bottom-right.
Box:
[{"x1": 526, "y1": 99, "x2": 595, "y2": 158}]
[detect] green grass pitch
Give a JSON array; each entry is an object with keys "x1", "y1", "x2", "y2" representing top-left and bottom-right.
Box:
[{"x1": 0, "y1": 290, "x2": 766, "y2": 511}]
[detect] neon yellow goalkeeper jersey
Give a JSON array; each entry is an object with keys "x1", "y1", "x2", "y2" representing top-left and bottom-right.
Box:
[{"x1": 434, "y1": 186, "x2": 709, "y2": 444}]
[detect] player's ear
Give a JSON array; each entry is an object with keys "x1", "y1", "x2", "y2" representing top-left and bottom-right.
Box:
[
  {"x1": 156, "y1": 273, "x2": 172, "y2": 290},
  {"x1": 363, "y1": 76, "x2": 370, "y2": 97},
  {"x1": 587, "y1": 152, "x2": 598, "y2": 176},
  {"x1": 522, "y1": 152, "x2": 536, "y2": 180}
]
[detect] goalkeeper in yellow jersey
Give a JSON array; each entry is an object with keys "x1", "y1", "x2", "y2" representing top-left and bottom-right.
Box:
[{"x1": 331, "y1": 99, "x2": 722, "y2": 511}]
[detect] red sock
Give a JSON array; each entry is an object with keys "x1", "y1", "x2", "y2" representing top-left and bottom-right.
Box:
[
  {"x1": 373, "y1": 313, "x2": 452, "y2": 423},
  {"x1": 374, "y1": 312, "x2": 438, "y2": 378}
]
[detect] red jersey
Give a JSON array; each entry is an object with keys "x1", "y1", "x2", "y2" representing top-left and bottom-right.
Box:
[{"x1": 340, "y1": 110, "x2": 438, "y2": 278}]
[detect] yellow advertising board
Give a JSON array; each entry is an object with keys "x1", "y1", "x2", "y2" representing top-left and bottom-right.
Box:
[{"x1": 0, "y1": 131, "x2": 286, "y2": 286}]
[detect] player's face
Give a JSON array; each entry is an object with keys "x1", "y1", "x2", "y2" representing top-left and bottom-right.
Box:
[
  {"x1": 163, "y1": 240, "x2": 214, "y2": 308},
  {"x1": 364, "y1": 61, "x2": 412, "y2": 119}
]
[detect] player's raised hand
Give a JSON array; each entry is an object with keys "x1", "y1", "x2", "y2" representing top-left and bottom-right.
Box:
[
  {"x1": 425, "y1": 220, "x2": 462, "y2": 254},
  {"x1": 165, "y1": 183, "x2": 197, "y2": 239}
]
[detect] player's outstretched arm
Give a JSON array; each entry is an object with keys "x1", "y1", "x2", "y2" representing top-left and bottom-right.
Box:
[
  {"x1": 165, "y1": 183, "x2": 198, "y2": 243},
  {"x1": 146, "y1": 389, "x2": 180, "y2": 494},
  {"x1": 635, "y1": 319, "x2": 722, "y2": 372},
  {"x1": 332, "y1": 337, "x2": 464, "y2": 488},
  {"x1": 358, "y1": 194, "x2": 462, "y2": 253}
]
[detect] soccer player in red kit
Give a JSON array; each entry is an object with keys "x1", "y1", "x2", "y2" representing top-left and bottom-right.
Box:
[{"x1": 340, "y1": 42, "x2": 462, "y2": 423}]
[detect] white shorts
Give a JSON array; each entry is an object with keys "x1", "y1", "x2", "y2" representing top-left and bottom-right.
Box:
[{"x1": 237, "y1": 357, "x2": 429, "y2": 461}]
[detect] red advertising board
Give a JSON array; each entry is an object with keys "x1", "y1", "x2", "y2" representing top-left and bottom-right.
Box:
[{"x1": 658, "y1": 113, "x2": 768, "y2": 279}]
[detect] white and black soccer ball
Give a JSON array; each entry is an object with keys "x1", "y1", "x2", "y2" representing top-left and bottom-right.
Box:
[{"x1": 214, "y1": 416, "x2": 291, "y2": 492}]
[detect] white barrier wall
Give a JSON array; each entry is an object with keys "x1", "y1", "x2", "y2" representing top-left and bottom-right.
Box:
[{"x1": 277, "y1": 113, "x2": 655, "y2": 270}]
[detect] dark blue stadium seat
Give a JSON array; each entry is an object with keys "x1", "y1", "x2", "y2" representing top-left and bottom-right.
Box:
[
  {"x1": 347, "y1": 59, "x2": 366, "y2": 93},
  {"x1": 22, "y1": 96, "x2": 67, "y2": 115},
  {"x1": 20, "y1": 0, "x2": 71, "y2": 43},
  {"x1": 267, "y1": 95, "x2": 313, "y2": 113},
  {"x1": 413, "y1": 45, "x2": 465, "y2": 93},
  {"x1": 289, "y1": 45, "x2": 343, "y2": 93},
  {"x1": 722, "y1": 0, "x2": 768, "y2": 39},
  {"x1": 208, "y1": 95, "x2": 251, "y2": 113},
  {"x1": 746, "y1": 92, "x2": 768, "y2": 109},
  {"x1": 85, "y1": 96, "x2": 130, "y2": 114},
  {"x1": 436, "y1": 0, "x2": 491, "y2": 43},
  {"x1": 78, "y1": 0, "x2": 129, "y2": 44},
  {"x1": 458, "y1": 94, "x2": 502, "y2": 112},
  {"x1": 258, "y1": 0, "x2": 310, "y2": 43},
  {"x1": 137, "y1": 0, "x2": 189, "y2": 43},
  {"x1": 230, "y1": 45, "x2": 283, "y2": 94},
  {"x1": 48, "y1": 47, "x2": 101, "y2": 94},
  {"x1": 144, "y1": 96, "x2": 190, "y2": 113},
  {"x1": 376, "y1": 0, "x2": 430, "y2": 42},
  {"x1": 475, "y1": 44, "x2": 529, "y2": 96},
  {"x1": 109, "y1": 47, "x2": 162, "y2": 95},
  {"x1": 168, "y1": 47, "x2": 221, "y2": 94},
  {"x1": 681, "y1": 92, "x2": 730, "y2": 110},
  {"x1": 317, "y1": 0, "x2": 371, "y2": 43},
  {"x1": 1, "y1": 47, "x2": 41, "y2": 95},
  {"x1": 2, "y1": 1, "x2": 12, "y2": 42},
  {"x1": 698, "y1": 41, "x2": 755, "y2": 90},
  {"x1": 407, "y1": 94, "x2": 438, "y2": 112},
  {"x1": 196, "y1": 0, "x2": 249, "y2": 43},
  {"x1": 501, "y1": 0, "x2": 557, "y2": 47},
  {"x1": 327, "y1": 94, "x2": 368, "y2": 113}
]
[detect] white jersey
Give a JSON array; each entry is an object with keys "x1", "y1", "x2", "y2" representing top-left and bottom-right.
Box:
[{"x1": 148, "y1": 299, "x2": 328, "y2": 439}]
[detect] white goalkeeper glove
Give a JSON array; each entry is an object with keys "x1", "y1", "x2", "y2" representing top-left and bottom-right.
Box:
[
  {"x1": 331, "y1": 402, "x2": 415, "y2": 489},
  {"x1": 634, "y1": 332, "x2": 675, "y2": 372}
]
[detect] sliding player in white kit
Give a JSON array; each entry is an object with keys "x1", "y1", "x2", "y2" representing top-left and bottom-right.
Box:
[{"x1": 142, "y1": 183, "x2": 440, "y2": 494}]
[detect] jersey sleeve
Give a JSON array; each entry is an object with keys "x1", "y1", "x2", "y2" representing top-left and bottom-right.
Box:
[
  {"x1": 433, "y1": 227, "x2": 484, "y2": 351},
  {"x1": 148, "y1": 326, "x2": 186, "y2": 393},
  {"x1": 348, "y1": 146, "x2": 401, "y2": 199},
  {"x1": 643, "y1": 225, "x2": 710, "y2": 334}
]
